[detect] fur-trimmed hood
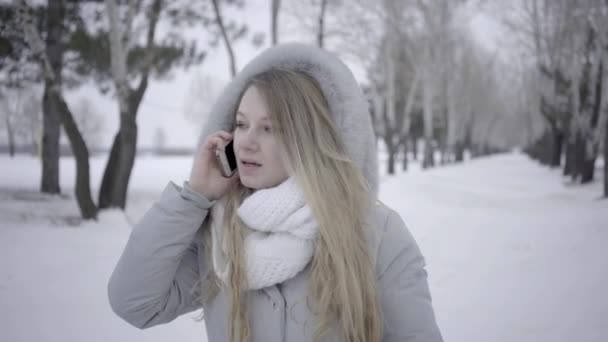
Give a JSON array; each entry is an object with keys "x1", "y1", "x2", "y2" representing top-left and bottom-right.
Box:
[{"x1": 199, "y1": 43, "x2": 378, "y2": 195}]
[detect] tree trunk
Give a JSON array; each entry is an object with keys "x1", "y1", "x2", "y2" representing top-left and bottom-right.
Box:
[
  {"x1": 98, "y1": 125, "x2": 137, "y2": 211},
  {"x1": 470, "y1": 144, "x2": 479, "y2": 158},
  {"x1": 454, "y1": 141, "x2": 464, "y2": 162},
  {"x1": 98, "y1": 98, "x2": 140, "y2": 210},
  {"x1": 568, "y1": 132, "x2": 596, "y2": 184},
  {"x1": 401, "y1": 138, "x2": 408, "y2": 171},
  {"x1": 564, "y1": 137, "x2": 574, "y2": 176},
  {"x1": 535, "y1": 125, "x2": 562, "y2": 167},
  {"x1": 580, "y1": 154, "x2": 595, "y2": 184},
  {"x1": 580, "y1": 58, "x2": 603, "y2": 185},
  {"x1": 98, "y1": 133, "x2": 120, "y2": 208},
  {"x1": 539, "y1": 131, "x2": 552, "y2": 165},
  {"x1": 51, "y1": 91, "x2": 97, "y2": 219},
  {"x1": 271, "y1": 0, "x2": 281, "y2": 45},
  {"x1": 31, "y1": 0, "x2": 97, "y2": 219},
  {"x1": 463, "y1": 118, "x2": 473, "y2": 161},
  {"x1": 422, "y1": 76, "x2": 434, "y2": 169},
  {"x1": 398, "y1": 71, "x2": 417, "y2": 171},
  {"x1": 604, "y1": 115, "x2": 608, "y2": 197},
  {"x1": 211, "y1": 0, "x2": 237, "y2": 77},
  {"x1": 112, "y1": 109, "x2": 137, "y2": 209},
  {"x1": 8, "y1": 138, "x2": 15, "y2": 157},
  {"x1": 550, "y1": 129, "x2": 563, "y2": 167},
  {"x1": 569, "y1": 132, "x2": 585, "y2": 181},
  {"x1": 439, "y1": 99, "x2": 449, "y2": 165},
  {"x1": 41, "y1": 88, "x2": 61, "y2": 193},
  {"x1": 381, "y1": 100, "x2": 396, "y2": 175},
  {"x1": 538, "y1": 133, "x2": 548, "y2": 164},
  {"x1": 317, "y1": 0, "x2": 327, "y2": 48},
  {"x1": 40, "y1": 0, "x2": 65, "y2": 194},
  {"x1": 386, "y1": 139, "x2": 395, "y2": 175},
  {"x1": 567, "y1": 59, "x2": 601, "y2": 184},
  {"x1": 439, "y1": 135, "x2": 448, "y2": 165},
  {"x1": 412, "y1": 137, "x2": 418, "y2": 161},
  {"x1": 99, "y1": 0, "x2": 158, "y2": 210},
  {"x1": 423, "y1": 137, "x2": 434, "y2": 168},
  {"x1": 5, "y1": 115, "x2": 15, "y2": 157},
  {"x1": 113, "y1": 113, "x2": 138, "y2": 208}
]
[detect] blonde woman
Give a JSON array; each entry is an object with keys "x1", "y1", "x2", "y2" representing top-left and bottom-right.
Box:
[{"x1": 108, "y1": 43, "x2": 443, "y2": 342}]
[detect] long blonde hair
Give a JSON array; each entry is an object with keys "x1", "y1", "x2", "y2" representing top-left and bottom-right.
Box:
[{"x1": 198, "y1": 68, "x2": 382, "y2": 342}]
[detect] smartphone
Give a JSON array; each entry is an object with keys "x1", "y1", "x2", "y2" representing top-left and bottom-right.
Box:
[{"x1": 215, "y1": 139, "x2": 238, "y2": 178}]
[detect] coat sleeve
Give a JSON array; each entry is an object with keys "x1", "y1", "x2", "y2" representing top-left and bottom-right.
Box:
[
  {"x1": 107, "y1": 181, "x2": 214, "y2": 329},
  {"x1": 377, "y1": 209, "x2": 444, "y2": 342}
]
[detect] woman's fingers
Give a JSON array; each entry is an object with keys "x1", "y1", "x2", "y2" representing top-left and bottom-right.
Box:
[
  {"x1": 216, "y1": 130, "x2": 233, "y2": 140},
  {"x1": 210, "y1": 131, "x2": 232, "y2": 143},
  {"x1": 205, "y1": 137, "x2": 223, "y2": 151},
  {"x1": 207, "y1": 136, "x2": 222, "y2": 149},
  {"x1": 204, "y1": 131, "x2": 232, "y2": 151}
]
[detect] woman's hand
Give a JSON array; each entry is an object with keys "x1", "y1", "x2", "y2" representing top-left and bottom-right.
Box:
[{"x1": 188, "y1": 130, "x2": 238, "y2": 201}]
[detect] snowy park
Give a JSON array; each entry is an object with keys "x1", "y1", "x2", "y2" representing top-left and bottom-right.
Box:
[
  {"x1": 2, "y1": 0, "x2": 608, "y2": 341},
  {"x1": 0, "y1": 152, "x2": 606, "y2": 342}
]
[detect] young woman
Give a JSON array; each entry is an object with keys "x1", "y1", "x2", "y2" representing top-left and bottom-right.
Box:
[{"x1": 108, "y1": 43, "x2": 443, "y2": 342}]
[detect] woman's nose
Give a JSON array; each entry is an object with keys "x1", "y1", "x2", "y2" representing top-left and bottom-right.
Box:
[{"x1": 240, "y1": 129, "x2": 259, "y2": 151}]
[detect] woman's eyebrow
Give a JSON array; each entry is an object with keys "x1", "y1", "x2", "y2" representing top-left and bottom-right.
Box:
[{"x1": 236, "y1": 111, "x2": 270, "y2": 122}]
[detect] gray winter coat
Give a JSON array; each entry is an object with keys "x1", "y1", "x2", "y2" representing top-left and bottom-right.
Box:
[{"x1": 107, "y1": 43, "x2": 443, "y2": 342}]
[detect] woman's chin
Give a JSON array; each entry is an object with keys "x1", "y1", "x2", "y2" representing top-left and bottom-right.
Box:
[
  {"x1": 239, "y1": 175, "x2": 286, "y2": 190},
  {"x1": 239, "y1": 175, "x2": 261, "y2": 190}
]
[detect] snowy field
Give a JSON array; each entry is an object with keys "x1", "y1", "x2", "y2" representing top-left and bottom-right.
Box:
[{"x1": 0, "y1": 152, "x2": 606, "y2": 342}]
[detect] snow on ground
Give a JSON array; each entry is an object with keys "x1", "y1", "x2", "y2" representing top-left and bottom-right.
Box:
[
  {"x1": 0, "y1": 152, "x2": 606, "y2": 342},
  {"x1": 380, "y1": 153, "x2": 607, "y2": 342}
]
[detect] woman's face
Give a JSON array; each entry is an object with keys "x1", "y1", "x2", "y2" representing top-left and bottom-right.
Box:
[{"x1": 234, "y1": 86, "x2": 289, "y2": 189}]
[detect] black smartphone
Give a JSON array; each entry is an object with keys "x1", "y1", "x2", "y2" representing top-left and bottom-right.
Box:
[{"x1": 215, "y1": 139, "x2": 237, "y2": 177}]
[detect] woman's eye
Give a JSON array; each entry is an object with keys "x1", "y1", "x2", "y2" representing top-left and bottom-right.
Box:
[
  {"x1": 263, "y1": 125, "x2": 273, "y2": 133},
  {"x1": 235, "y1": 122, "x2": 246, "y2": 129}
]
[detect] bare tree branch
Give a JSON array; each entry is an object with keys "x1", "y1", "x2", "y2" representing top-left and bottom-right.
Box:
[{"x1": 211, "y1": 0, "x2": 237, "y2": 77}]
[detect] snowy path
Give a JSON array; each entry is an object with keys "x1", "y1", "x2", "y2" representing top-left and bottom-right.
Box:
[
  {"x1": 380, "y1": 153, "x2": 607, "y2": 342},
  {"x1": 0, "y1": 152, "x2": 606, "y2": 342}
]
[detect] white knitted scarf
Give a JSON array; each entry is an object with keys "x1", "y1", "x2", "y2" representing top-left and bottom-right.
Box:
[{"x1": 210, "y1": 177, "x2": 318, "y2": 290}]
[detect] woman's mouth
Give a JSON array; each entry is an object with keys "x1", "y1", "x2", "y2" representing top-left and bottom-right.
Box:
[{"x1": 240, "y1": 160, "x2": 261, "y2": 172}]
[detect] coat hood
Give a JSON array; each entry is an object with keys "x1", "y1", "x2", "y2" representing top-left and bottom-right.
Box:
[{"x1": 199, "y1": 43, "x2": 378, "y2": 195}]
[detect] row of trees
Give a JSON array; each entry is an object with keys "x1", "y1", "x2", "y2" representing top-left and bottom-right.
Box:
[
  {"x1": 502, "y1": 0, "x2": 608, "y2": 197},
  {"x1": 289, "y1": 0, "x2": 516, "y2": 171},
  {"x1": 279, "y1": 0, "x2": 607, "y2": 196},
  {"x1": 2, "y1": 0, "x2": 605, "y2": 222},
  {"x1": 363, "y1": 0, "x2": 512, "y2": 173}
]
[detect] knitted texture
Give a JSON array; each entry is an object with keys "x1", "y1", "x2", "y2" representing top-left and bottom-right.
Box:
[{"x1": 211, "y1": 178, "x2": 318, "y2": 290}]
